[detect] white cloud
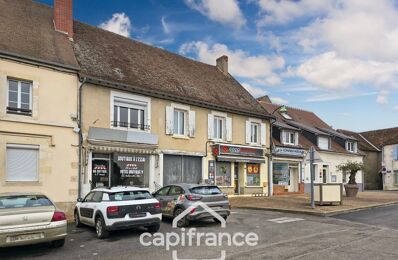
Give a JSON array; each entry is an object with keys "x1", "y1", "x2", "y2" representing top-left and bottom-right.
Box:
[
  {"x1": 161, "y1": 16, "x2": 171, "y2": 34},
  {"x1": 99, "y1": 13, "x2": 132, "y2": 37},
  {"x1": 292, "y1": 52, "x2": 398, "y2": 90},
  {"x1": 185, "y1": 0, "x2": 246, "y2": 28},
  {"x1": 376, "y1": 90, "x2": 389, "y2": 105},
  {"x1": 179, "y1": 41, "x2": 285, "y2": 85},
  {"x1": 241, "y1": 82, "x2": 267, "y2": 97},
  {"x1": 305, "y1": 91, "x2": 377, "y2": 103},
  {"x1": 270, "y1": 96, "x2": 288, "y2": 105}
]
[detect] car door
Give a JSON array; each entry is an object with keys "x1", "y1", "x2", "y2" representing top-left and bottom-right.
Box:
[
  {"x1": 86, "y1": 191, "x2": 103, "y2": 225},
  {"x1": 79, "y1": 192, "x2": 95, "y2": 224},
  {"x1": 165, "y1": 186, "x2": 185, "y2": 216},
  {"x1": 153, "y1": 186, "x2": 171, "y2": 215}
]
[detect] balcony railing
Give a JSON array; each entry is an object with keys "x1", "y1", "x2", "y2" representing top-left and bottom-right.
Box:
[{"x1": 111, "y1": 121, "x2": 150, "y2": 131}]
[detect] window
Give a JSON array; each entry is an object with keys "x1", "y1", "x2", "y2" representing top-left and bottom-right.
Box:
[
  {"x1": 393, "y1": 146, "x2": 398, "y2": 161},
  {"x1": 190, "y1": 186, "x2": 222, "y2": 195},
  {"x1": 157, "y1": 186, "x2": 171, "y2": 196},
  {"x1": 0, "y1": 195, "x2": 52, "y2": 209},
  {"x1": 347, "y1": 141, "x2": 357, "y2": 153},
  {"x1": 250, "y1": 123, "x2": 260, "y2": 144},
  {"x1": 247, "y1": 163, "x2": 260, "y2": 186},
  {"x1": 112, "y1": 93, "x2": 150, "y2": 131},
  {"x1": 173, "y1": 109, "x2": 186, "y2": 135},
  {"x1": 213, "y1": 116, "x2": 224, "y2": 140},
  {"x1": 283, "y1": 131, "x2": 296, "y2": 145},
  {"x1": 318, "y1": 136, "x2": 330, "y2": 150},
  {"x1": 108, "y1": 190, "x2": 152, "y2": 201},
  {"x1": 6, "y1": 145, "x2": 39, "y2": 181},
  {"x1": 216, "y1": 162, "x2": 231, "y2": 186},
  {"x1": 7, "y1": 79, "x2": 32, "y2": 116},
  {"x1": 281, "y1": 113, "x2": 292, "y2": 120},
  {"x1": 168, "y1": 186, "x2": 185, "y2": 196},
  {"x1": 394, "y1": 170, "x2": 398, "y2": 184}
]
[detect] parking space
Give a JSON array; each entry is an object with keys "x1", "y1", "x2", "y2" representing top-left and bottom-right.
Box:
[{"x1": 1, "y1": 208, "x2": 398, "y2": 259}]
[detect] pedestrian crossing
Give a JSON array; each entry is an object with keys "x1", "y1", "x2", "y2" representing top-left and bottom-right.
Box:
[{"x1": 267, "y1": 217, "x2": 304, "y2": 224}]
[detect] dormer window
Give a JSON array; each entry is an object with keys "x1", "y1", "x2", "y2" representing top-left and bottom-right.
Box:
[
  {"x1": 281, "y1": 113, "x2": 292, "y2": 120},
  {"x1": 318, "y1": 136, "x2": 330, "y2": 150},
  {"x1": 346, "y1": 141, "x2": 357, "y2": 153},
  {"x1": 282, "y1": 130, "x2": 298, "y2": 145}
]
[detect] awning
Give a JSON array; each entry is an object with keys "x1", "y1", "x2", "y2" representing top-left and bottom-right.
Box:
[
  {"x1": 87, "y1": 144, "x2": 158, "y2": 155},
  {"x1": 216, "y1": 155, "x2": 265, "y2": 164}
]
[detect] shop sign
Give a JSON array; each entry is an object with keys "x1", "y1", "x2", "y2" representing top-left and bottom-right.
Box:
[
  {"x1": 274, "y1": 146, "x2": 305, "y2": 157},
  {"x1": 92, "y1": 160, "x2": 109, "y2": 188},
  {"x1": 213, "y1": 144, "x2": 264, "y2": 157},
  {"x1": 247, "y1": 164, "x2": 259, "y2": 174},
  {"x1": 114, "y1": 154, "x2": 146, "y2": 178}
]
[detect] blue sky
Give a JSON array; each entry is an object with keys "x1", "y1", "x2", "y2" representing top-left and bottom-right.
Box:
[{"x1": 40, "y1": 0, "x2": 398, "y2": 131}]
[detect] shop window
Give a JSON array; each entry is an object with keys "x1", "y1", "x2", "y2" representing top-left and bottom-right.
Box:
[
  {"x1": 111, "y1": 153, "x2": 149, "y2": 187},
  {"x1": 7, "y1": 79, "x2": 32, "y2": 116},
  {"x1": 6, "y1": 144, "x2": 39, "y2": 181},
  {"x1": 273, "y1": 163, "x2": 289, "y2": 185},
  {"x1": 216, "y1": 162, "x2": 231, "y2": 186},
  {"x1": 112, "y1": 92, "x2": 150, "y2": 131},
  {"x1": 173, "y1": 109, "x2": 186, "y2": 135},
  {"x1": 246, "y1": 163, "x2": 260, "y2": 186}
]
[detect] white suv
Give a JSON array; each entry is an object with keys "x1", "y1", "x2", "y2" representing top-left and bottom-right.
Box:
[{"x1": 74, "y1": 187, "x2": 161, "y2": 239}]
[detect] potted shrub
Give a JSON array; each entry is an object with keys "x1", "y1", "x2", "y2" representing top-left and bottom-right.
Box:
[{"x1": 337, "y1": 161, "x2": 364, "y2": 197}]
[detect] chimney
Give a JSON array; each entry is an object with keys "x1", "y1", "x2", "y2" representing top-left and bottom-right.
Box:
[
  {"x1": 54, "y1": 0, "x2": 73, "y2": 39},
  {"x1": 216, "y1": 55, "x2": 228, "y2": 75}
]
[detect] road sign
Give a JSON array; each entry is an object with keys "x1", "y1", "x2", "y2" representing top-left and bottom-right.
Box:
[{"x1": 304, "y1": 148, "x2": 323, "y2": 163}]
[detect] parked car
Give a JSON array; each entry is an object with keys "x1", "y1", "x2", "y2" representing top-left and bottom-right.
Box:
[
  {"x1": 74, "y1": 186, "x2": 161, "y2": 239},
  {"x1": 152, "y1": 184, "x2": 231, "y2": 227},
  {"x1": 0, "y1": 192, "x2": 67, "y2": 248}
]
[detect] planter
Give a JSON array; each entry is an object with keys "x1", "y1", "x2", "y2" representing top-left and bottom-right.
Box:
[{"x1": 344, "y1": 184, "x2": 359, "y2": 197}]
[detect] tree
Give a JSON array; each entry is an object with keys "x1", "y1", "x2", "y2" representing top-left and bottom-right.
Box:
[{"x1": 337, "y1": 161, "x2": 364, "y2": 185}]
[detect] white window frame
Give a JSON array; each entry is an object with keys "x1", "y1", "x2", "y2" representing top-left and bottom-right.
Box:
[
  {"x1": 250, "y1": 122, "x2": 260, "y2": 144},
  {"x1": 346, "y1": 141, "x2": 357, "y2": 153},
  {"x1": 318, "y1": 136, "x2": 330, "y2": 150},
  {"x1": 6, "y1": 144, "x2": 39, "y2": 182},
  {"x1": 213, "y1": 116, "x2": 225, "y2": 141},
  {"x1": 7, "y1": 78, "x2": 33, "y2": 115},
  {"x1": 281, "y1": 112, "x2": 292, "y2": 120},
  {"x1": 173, "y1": 109, "x2": 187, "y2": 136},
  {"x1": 282, "y1": 130, "x2": 296, "y2": 145},
  {"x1": 110, "y1": 91, "x2": 151, "y2": 132}
]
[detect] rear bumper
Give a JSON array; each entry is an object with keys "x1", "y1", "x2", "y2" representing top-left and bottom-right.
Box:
[
  {"x1": 106, "y1": 217, "x2": 161, "y2": 231},
  {"x1": 187, "y1": 209, "x2": 231, "y2": 221},
  {"x1": 0, "y1": 221, "x2": 67, "y2": 248}
]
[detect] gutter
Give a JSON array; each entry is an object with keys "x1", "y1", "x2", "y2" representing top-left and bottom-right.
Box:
[
  {"x1": 0, "y1": 50, "x2": 79, "y2": 73},
  {"x1": 82, "y1": 76, "x2": 276, "y2": 121},
  {"x1": 77, "y1": 77, "x2": 87, "y2": 199},
  {"x1": 268, "y1": 118, "x2": 276, "y2": 197}
]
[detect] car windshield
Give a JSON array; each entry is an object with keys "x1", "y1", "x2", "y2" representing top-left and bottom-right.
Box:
[
  {"x1": 0, "y1": 195, "x2": 53, "y2": 209},
  {"x1": 189, "y1": 186, "x2": 222, "y2": 195},
  {"x1": 108, "y1": 191, "x2": 152, "y2": 201}
]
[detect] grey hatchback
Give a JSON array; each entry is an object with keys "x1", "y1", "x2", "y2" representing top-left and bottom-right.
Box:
[{"x1": 152, "y1": 184, "x2": 231, "y2": 227}]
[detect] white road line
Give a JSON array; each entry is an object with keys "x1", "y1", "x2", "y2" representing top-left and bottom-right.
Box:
[{"x1": 267, "y1": 217, "x2": 304, "y2": 224}]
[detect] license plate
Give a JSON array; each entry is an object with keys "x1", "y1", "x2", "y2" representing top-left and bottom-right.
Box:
[
  {"x1": 129, "y1": 213, "x2": 146, "y2": 218},
  {"x1": 8, "y1": 233, "x2": 43, "y2": 243}
]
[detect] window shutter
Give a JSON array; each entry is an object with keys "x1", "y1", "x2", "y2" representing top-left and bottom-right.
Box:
[
  {"x1": 245, "y1": 121, "x2": 251, "y2": 143},
  {"x1": 295, "y1": 132, "x2": 299, "y2": 145},
  {"x1": 281, "y1": 130, "x2": 286, "y2": 144},
  {"x1": 165, "y1": 106, "x2": 174, "y2": 135},
  {"x1": 226, "y1": 117, "x2": 232, "y2": 142},
  {"x1": 208, "y1": 114, "x2": 214, "y2": 139},
  {"x1": 260, "y1": 123, "x2": 266, "y2": 145},
  {"x1": 7, "y1": 145, "x2": 39, "y2": 181},
  {"x1": 188, "y1": 110, "x2": 196, "y2": 137}
]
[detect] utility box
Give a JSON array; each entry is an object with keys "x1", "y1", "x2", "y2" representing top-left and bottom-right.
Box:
[{"x1": 314, "y1": 183, "x2": 343, "y2": 205}]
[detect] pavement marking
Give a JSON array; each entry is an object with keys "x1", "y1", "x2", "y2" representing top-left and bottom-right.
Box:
[{"x1": 267, "y1": 217, "x2": 304, "y2": 224}]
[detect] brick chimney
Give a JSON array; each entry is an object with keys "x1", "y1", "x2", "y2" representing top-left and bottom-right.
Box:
[
  {"x1": 216, "y1": 55, "x2": 228, "y2": 75},
  {"x1": 54, "y1": 0, "x2": 73, "y2": 39}
]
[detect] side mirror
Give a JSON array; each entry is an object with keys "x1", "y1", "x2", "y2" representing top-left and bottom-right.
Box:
[{"x1": 77, "y1": 198, "x2": 83, "y2": 202}]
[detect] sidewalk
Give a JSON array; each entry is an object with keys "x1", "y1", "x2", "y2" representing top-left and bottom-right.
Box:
[{"x1": 230, "y1": 191, "x2": 398, "y2": 216}]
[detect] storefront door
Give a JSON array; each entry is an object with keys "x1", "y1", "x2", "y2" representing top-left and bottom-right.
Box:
[
  {"x1": 91, "y1": 153, "x2": 111, "y2": 189},
  {"x1": 163, "y1": 155, "x2": 202, "y2": 185},
  {"x1": 234, "y1": 163, "x2": 239, "y2": 194},
  {"x1": 288, "y1": 167, "x2": 298, "y2": 192}
]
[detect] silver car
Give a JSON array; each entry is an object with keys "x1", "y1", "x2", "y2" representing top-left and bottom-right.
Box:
[
  {"x1": 0, "y1": 192, "x2": 67, "y2": 248},
  {"x1": 152, "y1": 184, "x2": 231, "y2": 227}
]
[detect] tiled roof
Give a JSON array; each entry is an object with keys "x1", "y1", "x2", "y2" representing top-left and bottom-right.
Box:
[
  {"x1": 338, "y1": 129, "x2": 380, "y2": 152},
  {"x1": 72, "y1": 21, "x2": 271, "y2": 118},
  {"x1": 360, "y1": 127, "x2": 398, "y2": 149},
  {"x1": 0, "y1": 0, "x2": 79, "y2": 69}
]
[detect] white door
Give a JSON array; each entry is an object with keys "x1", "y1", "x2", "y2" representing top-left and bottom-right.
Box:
[{"x1": 288, "y1": 168, "x2": 298, "y2": 192}]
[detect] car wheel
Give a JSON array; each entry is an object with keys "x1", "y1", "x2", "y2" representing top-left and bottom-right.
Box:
[
  {"x1": 147, "y1": 223, "x2": 160, "y2": 233},
  {"x1": 74, "y1": 210, "x2": 83, "y2": 227},
  {"x1": 51, "y1": 238, "x2": 65, "y2": 248},
  {"x1": 174, "y1": 208, "x2": 189, "y2": 227},
  {"x1": 95, "y1": 216, "x2": 109, "y2": 239},
  {"x1": 213, "y1": 216, "x2": 228, "y2": 223}
]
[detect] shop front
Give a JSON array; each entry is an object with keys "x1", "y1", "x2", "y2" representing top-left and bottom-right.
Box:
[
  {"x1": 209, "y1": 144, "x2": 267, "y2": 195},
  {"x1": 272, "y1": 146, "x2": 305, "y2": 195}
]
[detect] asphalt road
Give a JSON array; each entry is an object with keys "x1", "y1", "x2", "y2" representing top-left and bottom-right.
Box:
[{"x1": 1, "y1": 206, "x2": 398, "y2": 260}]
